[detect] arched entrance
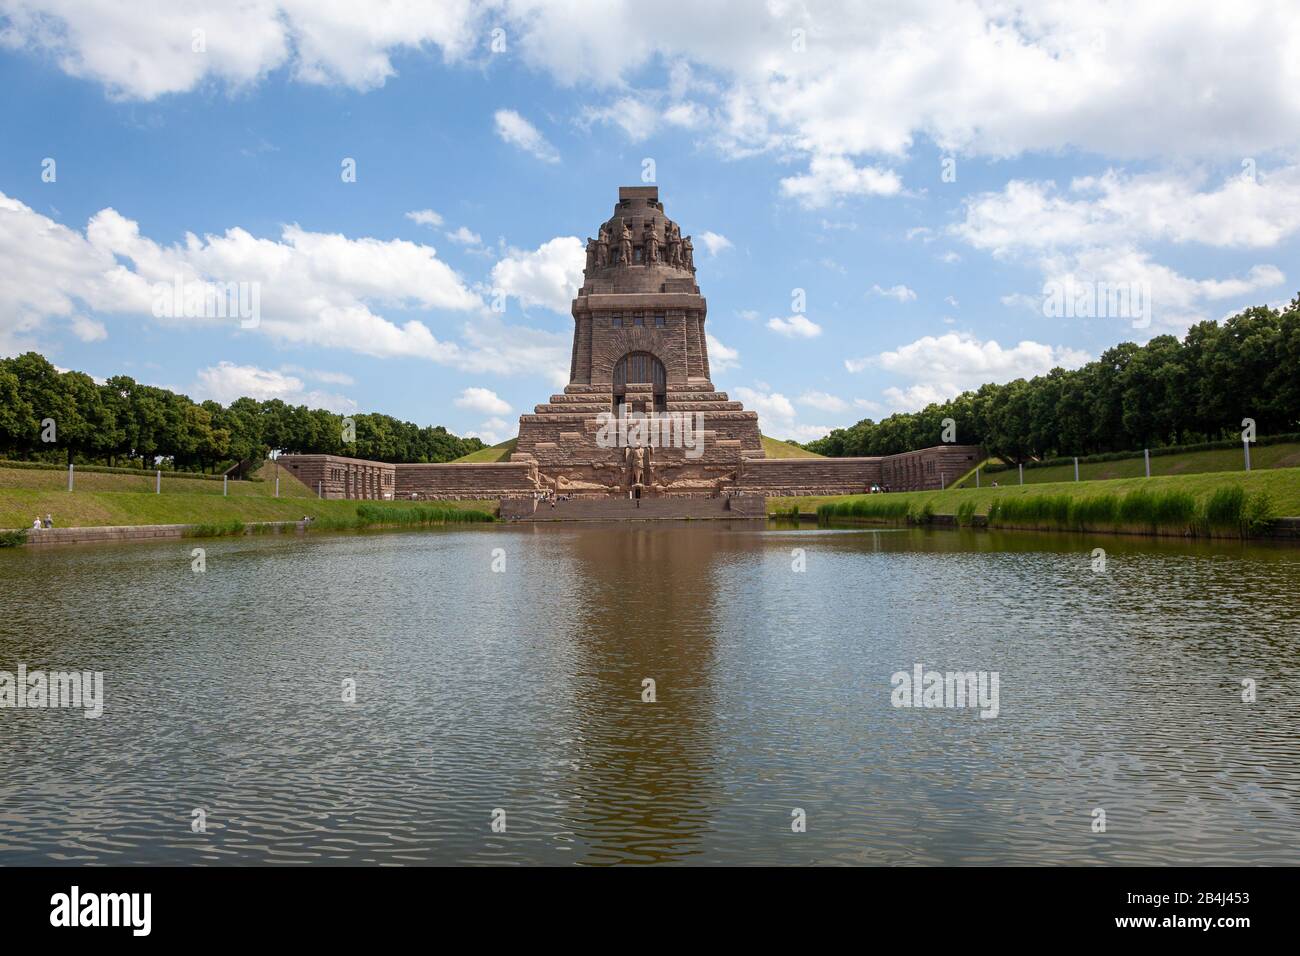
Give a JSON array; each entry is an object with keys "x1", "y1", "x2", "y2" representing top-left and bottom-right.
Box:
[{"x1": 612, "y1": 351, "x2": 667, "y2": 413}]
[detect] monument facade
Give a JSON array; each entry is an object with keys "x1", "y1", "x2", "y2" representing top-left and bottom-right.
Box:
[
  {"x1": 278, "y1": 186, "x2": 982, "y2": 507},
  {"x1": 511, "y1": 185, "x2": 763, "y2": 497}
]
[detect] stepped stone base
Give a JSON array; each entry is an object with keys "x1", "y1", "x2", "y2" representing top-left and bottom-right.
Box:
[{"x1": 512, "y1": 382, "x2": 763, "y2": 497}]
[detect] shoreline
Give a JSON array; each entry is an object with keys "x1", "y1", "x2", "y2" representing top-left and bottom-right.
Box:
[
  {"x1": 6, "y1": 510, "x2": 1300, "y2": 547},
  {"x1": 789, "y1": 511, "x2": 1300, "y2": 541}
]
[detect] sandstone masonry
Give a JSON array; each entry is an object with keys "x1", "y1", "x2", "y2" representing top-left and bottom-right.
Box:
[{"x1": 278, "y1": 186, "x2": 982, "y2": 506}]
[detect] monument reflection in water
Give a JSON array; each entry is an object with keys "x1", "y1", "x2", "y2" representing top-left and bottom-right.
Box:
[{"x1": 0, "y1": 522, "x2": 1297, "y2": 865}]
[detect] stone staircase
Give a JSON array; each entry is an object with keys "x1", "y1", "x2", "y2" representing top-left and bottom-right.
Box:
[{"x1": 508, "y1": 495, "x2": 758, "y2": 521}]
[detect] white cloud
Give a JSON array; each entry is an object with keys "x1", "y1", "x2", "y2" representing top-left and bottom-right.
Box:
[
  {"x1": 581, "y1": 95, "x2": 663, "y2": 141},
  {"x1": 955, "y1": 167, "x2": 1300, "y2": 255},
  {"x1": 455, "y1": 386, "x2": 511, "y2": 416},
  {"x1": 767, "y1": 314, "x2": 822, "y2": 338},
  {"x1": 779, "y1": 155, "x2": 902, "y2": 209},
  {"x1": 445, "y1": 226, "x2": 482, "y2": 246},
  {"x1": 70, "y1": 315, "x2": 108, "y2": 342},
  {"x1": 193, "y1": 362, "x2": 357, "y2": 412},
  {"x1": 798, "y1": 390, "x2": 850, "y2": 413},
  {"x1": 880, "y1": 383, "x2": 962, "y2": 413},
  {"x1": 489, "y1": 235, "x2": 585, "y2": 314},
  {"x1": 278, "y1": 364, "x2": 356, "y2": 386},
  {"x1": 405, "y1": 209, "x2": 444, "y2": 228},
  {"x1": 953, "y1": 167, "x2": 1298, "y2": 331},
  {"x1": 494, "y1": 108, "x2": 560, "y2": 163},
  {"x1": 1036, "y1": 247, "x2": 1285, "y2": 333},
  {"x1": 733, "y1": 386, "x2": 795, "y2": 424},
  {"x1": 9, "y1": 3, "x2": 1300, "y2": 192},
  {"x1": 467, "y1": 416, "x2": 513, "y2": 446},
  {"x1": 871, "y1": 283, "x2": 916, "y2": 303},
  {"x1": 0, "y1": 0, "x2": 479, "y2": 100},
  {"x1": 582, "y1": 90, "x2": 714, "y2": 141},
  {"x1": 0, "y1": 191, "x2": 568, "y2": 378},
  {"x1": 846, "y1": 332, "x2": 1091, "y2": 410},
  {"x1": 308, "y1": 369, "x2": 355, "y2": 386},
  {"x1": 697, "y1": 231, "x2": 732, "y2": 256},
  {"x1": 705, "y1": 333, "x2": 739, "y2": 372}
]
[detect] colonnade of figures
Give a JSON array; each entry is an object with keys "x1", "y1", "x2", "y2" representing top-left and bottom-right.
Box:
[{"x1": 586, "y1": 218, "x2": 695, "y2": 271}]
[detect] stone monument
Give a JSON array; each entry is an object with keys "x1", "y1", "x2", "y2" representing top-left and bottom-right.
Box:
[{"x1": 511, "y1": 185, "x2": 764, "y2": 496}]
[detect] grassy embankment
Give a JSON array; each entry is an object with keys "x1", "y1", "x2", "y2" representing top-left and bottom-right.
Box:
[
  {"x1": 453, "y1": 438, "x2": 518, "y2": 462},
  {"x1": 759, "y1": 435, "x2": 822, "y2": 458},
  {"x1": 951, "y1": 441, "x2": 1300, "y2": 488},
  {"x1": 0, "y1": 460, "x2": 497, "y2": 533},
  {"x1": 769, "y1": 467, "x2": 1300, "y2": 537}
]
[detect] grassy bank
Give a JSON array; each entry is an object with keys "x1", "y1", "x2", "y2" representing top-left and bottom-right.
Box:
[
  {"x1": 453, "y1": 438, "x2": 518, "y2": 463},
  {"x1": 0, "y1": 462, "x2": 314, "y2": 498},
  {"x1": 952, "y1": 440, "x2": 1300, "y2": 487},
  {"x1": 0, "y1": 483, "x2": 497, "y2": 531},
  {"x1": 770, "y1": 467, "x2": 1300, "y2": 537},
  {"x1": 760, "y1": 435, "x2": 822, "y2": 459}
]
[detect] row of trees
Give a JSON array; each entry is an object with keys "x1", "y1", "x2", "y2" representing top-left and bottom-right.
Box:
[
  {"x1": 804, "y1": 297, "x2": 1300, "y2": 462},
  {"x1": 0, "y1": 353, "x2": 486, "y2": 471}
]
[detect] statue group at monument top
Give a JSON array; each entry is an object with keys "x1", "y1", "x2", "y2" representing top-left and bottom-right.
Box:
[{"x1": 584, "y1": 186, "x2": 695, "y2": 274}]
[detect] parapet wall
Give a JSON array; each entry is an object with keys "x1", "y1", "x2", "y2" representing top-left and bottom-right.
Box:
[
  {"x1": 277, "y1": 454, "x2": 396, "y2": 499},
  {"x1": 282, "y1": 445, "x2": 985, "y2": 501},
  {"x1": 394, "y1": 462, "x2": 537, "y2": 500},
  {"x1": 880, "y1": 444, "x2": 983, "y2": 491},
  {"x1": 736, "y1": 457, "x2": 882, "y2": 497}
]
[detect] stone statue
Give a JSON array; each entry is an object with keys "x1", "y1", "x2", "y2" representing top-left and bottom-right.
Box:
[
  {"x1": 625, "y1": 444, "x2": 651, "y2": 486},
  {"x1": 585, "y1": 238, "x2": 597, "y2": 272},
  {"x1": 618, "y1": 221, "x2": 633, "y2": 265},
  {"x1": 666, "y1": 222, "x2": 681, "y2": 267},
  {"x1": 643, "y1": 219, "x2": 659, "y2": 264},
  {"x1": 596, "y1": 224, "x2": 610, "y2": 267},
  {"x1": 682, "y1": 235, "x2": 694, "y2": 271}
]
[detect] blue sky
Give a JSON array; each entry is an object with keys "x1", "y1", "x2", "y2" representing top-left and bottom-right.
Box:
[{"x1": 2, "y1": 2, "x2": 1298, "y2": 444}]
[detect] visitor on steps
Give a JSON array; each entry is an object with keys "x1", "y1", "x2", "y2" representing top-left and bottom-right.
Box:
[
  {"x1": 44, "y1": 514, "x2": 53, "y2": 528},
  {"x1": 32, "y1": 517, "x2": 43, "y2": 530}
]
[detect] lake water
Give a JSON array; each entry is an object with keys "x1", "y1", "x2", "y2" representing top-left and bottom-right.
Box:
[{"x1": 1, "y1": 522, "x2": 1297, "y2": 865}]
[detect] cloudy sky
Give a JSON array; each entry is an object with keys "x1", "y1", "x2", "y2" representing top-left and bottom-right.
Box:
[{"x1": 2, "y1": 1, "x2": 1298, "y2": 444}]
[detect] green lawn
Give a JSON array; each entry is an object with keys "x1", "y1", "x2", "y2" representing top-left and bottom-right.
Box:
[
  {"x1": 0, "y1": 477, "x2": 496, "y2": 530},
  {"x1": 760, "y1": 435, "x2": 823, "y2": 458},
  {"x1": 453, "y1": 438, "x2": 518, "y2": 463},
  {"x1": 953, "y1": 442, "x2": 1300, "y2": 488},
  {"x1": 0, "y1": 462, "x2": 314, "y2": 498},
  {"x1": 770, "y1": 466, "x2": 1300, "y2": 518}
]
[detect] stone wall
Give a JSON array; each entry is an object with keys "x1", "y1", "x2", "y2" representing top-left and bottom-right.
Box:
[
  {"x1": 393, "y1": 462, "x2": 538, "y2": 500},
  {"x1": 736, "y1": 457, "x2": 882, "y2": 497},
  {"x1": 276, "y1": 454, "x2": 396, "y2": 499},
  {"x1": 279, "y1": 445, "x2": 983, "y2": 502},
  {"x1": 879, "y1": 444, "x2": 983, "y2": 491},
  {"x1": 278, "y1": 455, "x2": 543, "y2": 501}
]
